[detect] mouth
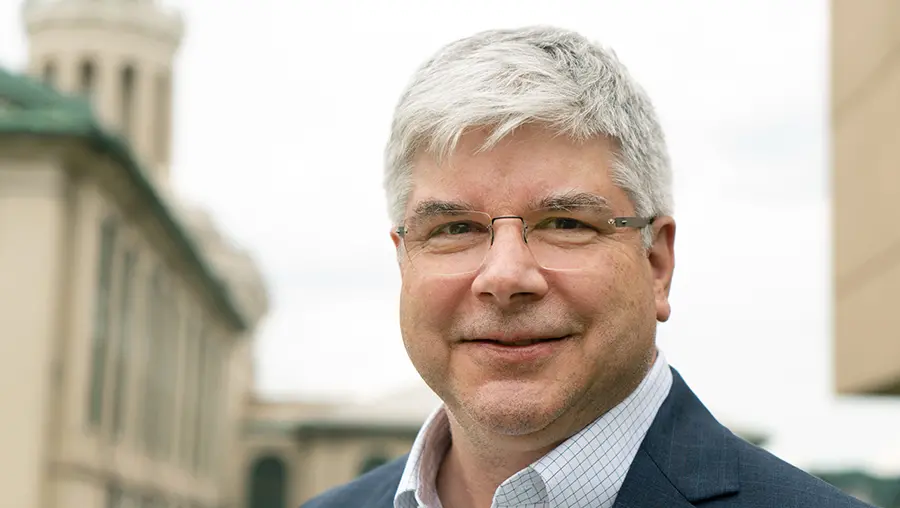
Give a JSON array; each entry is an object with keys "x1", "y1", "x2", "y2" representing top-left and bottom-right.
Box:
[
  {"x1": 462, "y1": 335, "x2": 572, "y2": 364},
  {"x1": 469, "y1": 335, "x2": 570, "y2": 347}
]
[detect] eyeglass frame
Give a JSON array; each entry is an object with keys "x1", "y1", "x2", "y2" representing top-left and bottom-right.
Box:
[{"x1": 395, "y1": 209, "x2": 656, "y2": 275}]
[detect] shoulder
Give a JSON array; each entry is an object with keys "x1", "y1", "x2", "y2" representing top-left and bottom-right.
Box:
[
  {"x1": 656, "y1": 368, "x2": 873, "y2": 507},
  {"x1": 299, "y1": 454, "x2": 408, "y2": 508},
  {"x1": 728, "y1": 435, "x2": 874, "y2": 507}
]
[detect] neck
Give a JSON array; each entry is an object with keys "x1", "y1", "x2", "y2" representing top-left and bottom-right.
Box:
[
  {"x1": 435, "y1": 388, "x2": 607, "y2": 508},
  {"x1": 436, "y1": 423, "x2": 558, "y2": 508}
]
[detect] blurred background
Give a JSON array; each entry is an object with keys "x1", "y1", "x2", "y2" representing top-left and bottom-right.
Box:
[{"x1": 1, "y1": 0, "x2": 899, "y2": 506}]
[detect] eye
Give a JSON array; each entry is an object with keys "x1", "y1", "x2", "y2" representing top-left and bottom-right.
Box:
[
  {"x1": 432, "y1": 221, "x2": 485, "y2": 237},
  {"x1": 537, "y1": 217, "x2": 591, "y2": 230}
]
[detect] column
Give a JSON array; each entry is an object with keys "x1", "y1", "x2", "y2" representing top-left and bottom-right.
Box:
[
  {"x1": 124, "y1": 246, "x2": 152, "y2": 454},
  {"x1": 94, "y1": 56, "x2": 124, "y2": 133},
  {"x1": 135, "y1": 63, "x2": 159, "y2": 182}
]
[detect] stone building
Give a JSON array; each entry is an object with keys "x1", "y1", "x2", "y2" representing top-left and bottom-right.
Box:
[
  {"x1": 239, "y1": 384, "x2": 441, "y2": 507},
  {"x1": 0, "y1": 1, "x2": 431, "y2": 507},
  {"x1": 0, "y1": 0, "x2": 268, "y2": 507}
]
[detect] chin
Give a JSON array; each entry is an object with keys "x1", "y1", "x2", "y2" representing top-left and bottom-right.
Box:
[{"x1": 460, "y1": 380, "x2": 572, "y2": 436}]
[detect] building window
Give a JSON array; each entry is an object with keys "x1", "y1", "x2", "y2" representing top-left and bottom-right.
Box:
[
  {"x1": 120, "y1": 65, "x2": 136, "y2": 140},
  {"x1": 105, "y1": 484, "x2": 123, "y2": 508},
  {"x1": 42, "y1": 61, "x2": 56, "y2": 87},
  {"x1": 110, "y1": 250, "x2": 137, "y2": 439},
  {"x1": 159, "y1": 293, "x2": 180, "y2": 460},
  {"x1": 180, "y1": 312, "x2": 199, "y2": 468},
  {"x1": 88, "y1": 218, "x2": 117, "y2": 428},
  {"x1": 191, "y1": 325, "x2": 208, "y2": 472},
  {"x1": 133, "y1": 269, "x2": 150, "y2": 450},
  {"x1": 79, "y1": 58, "x2": 96, "y2": 99},
  {"x1": 169, "y1": 303, "x2": 188, "y2": 464},
  {"x1": 142, "y1": 268, "x2": 164, "y2": 455},
  {"x1": 202, "y1": 337, "x2": 222, "y2": 474},
  {"x1": 248, "y1": 456, "x2": 287, "y2": 508}
]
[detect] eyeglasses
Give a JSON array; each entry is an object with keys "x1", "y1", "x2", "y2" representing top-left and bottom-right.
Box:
[{"x1": 396, "y1": 204, "x2": 655, "y2": 276}]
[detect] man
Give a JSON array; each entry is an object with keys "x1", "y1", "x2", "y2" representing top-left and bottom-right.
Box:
[{"x1": 302, "y1": 26, "x2": 871, "y2": 508}]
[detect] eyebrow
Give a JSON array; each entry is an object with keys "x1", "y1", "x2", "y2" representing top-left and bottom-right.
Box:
[
  {"x1": 412, "y1": 199, "x2": 478, "y2": 217},
  {"x1": 529, "y1": 191, "x2": 611, "y2": 211},
  {"x1": 409, "y1": 191, "x2": 611, "y2": 218}
]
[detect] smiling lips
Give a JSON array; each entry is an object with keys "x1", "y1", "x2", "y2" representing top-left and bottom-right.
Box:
[
  {"x1": 462, "y1": 335, "x2": 572, "y2": 363},
  {"x1": 471, "y1": 336, "x2": 568, "y2": 347}
]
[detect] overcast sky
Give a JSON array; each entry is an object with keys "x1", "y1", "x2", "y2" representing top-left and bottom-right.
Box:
[{"x1": 2, "y1": 0, "x2": 899, "y2": 473}]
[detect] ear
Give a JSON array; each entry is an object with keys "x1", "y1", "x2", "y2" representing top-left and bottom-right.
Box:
[
  {"x1": 647, "y1": 217, "x2": 675, "y2": 322},
  {"x1": 391, "y1": 228, "x2": 402, "y2": 249},
  {"x1": 391, "y1": 228, "x2": 405, "y2": 270}
]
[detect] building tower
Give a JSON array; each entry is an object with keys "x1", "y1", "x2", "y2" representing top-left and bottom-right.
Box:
[{"x1": 22, "y1": 0, "x2": 184, "y2": 188}]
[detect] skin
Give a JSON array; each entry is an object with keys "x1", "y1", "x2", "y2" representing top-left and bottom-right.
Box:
[{"x1": 391, "y1": 124, "x2": 676, "y2": 508}]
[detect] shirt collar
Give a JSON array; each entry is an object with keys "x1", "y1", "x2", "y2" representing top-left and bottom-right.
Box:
[
  {"x1": 395, "y1": 351, "x2": 673, "y2": 508},
  {"x1": 395, "y1": 404, "x2": 451, "y2": 508}
]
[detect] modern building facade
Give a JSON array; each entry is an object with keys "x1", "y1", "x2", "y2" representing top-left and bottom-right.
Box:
[{"x1": 832, "y1": 0, "x2": 900, "y2": 396}]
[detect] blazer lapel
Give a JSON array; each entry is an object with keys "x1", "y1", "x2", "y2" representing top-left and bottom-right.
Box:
[
  {"x1": 613, "y1": 447, "x2": 696, "y2": 508},
  {"x1": 613, "y1": 368, "x2": 741, "y2": 507},
  {"x1": 370, "y1": 486, "x2": 398, "y2": 508}
]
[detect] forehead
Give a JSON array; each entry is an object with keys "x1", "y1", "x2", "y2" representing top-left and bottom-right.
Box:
[{"x1": 408, "y1": 125, "x2": 626, "y2": 213}]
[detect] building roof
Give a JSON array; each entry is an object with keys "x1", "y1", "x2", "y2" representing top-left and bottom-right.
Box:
[
  {"x1": 0, "y1": 66, "x2": 249, "y2": 332},
  {"x1": 328, "y1": 382, "x2": 442, "y2": 425},
  {"x1": 242, "y1": 382, "x2": 443, "y2": 446},
  {"x1": 175, "y1": 204, "x2": 270, "y2": 325}
]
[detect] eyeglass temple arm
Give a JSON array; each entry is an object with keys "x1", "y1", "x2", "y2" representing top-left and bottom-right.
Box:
[{"x1": 612, "y1": 216, "x2": 656, "y2": 228}]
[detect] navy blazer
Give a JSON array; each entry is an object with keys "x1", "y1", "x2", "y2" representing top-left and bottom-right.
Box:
[{"x1": 300, "y1": 368, "x2": 873, "y2": 507}]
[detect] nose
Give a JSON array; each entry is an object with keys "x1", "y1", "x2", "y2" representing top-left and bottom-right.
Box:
[{"x1": 470, "y1": 218, "x2": 549, "y2": 308}]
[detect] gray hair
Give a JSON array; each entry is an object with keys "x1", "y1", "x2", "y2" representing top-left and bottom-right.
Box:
[{"x1": 383, "y1": 26, "x2": 673, "y2": 247}]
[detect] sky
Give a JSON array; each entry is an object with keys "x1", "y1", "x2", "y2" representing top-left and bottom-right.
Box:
[{"x1": 2, "y1": 0, "x2": 899, "y2": 474}]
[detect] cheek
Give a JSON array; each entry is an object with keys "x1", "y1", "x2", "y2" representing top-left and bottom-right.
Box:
[
  {"x1": 400, "y1": 274, "x2": 469, "y2": 343},
  {"x1": 399, "y1": 274, "x2": 471, "y2": 392},
  {"x1": 557, "y1": 255, "x2": 656, "y2": 339},
  {"x1": 561, "y1": 258, "x2": 631, "y2": 309}
]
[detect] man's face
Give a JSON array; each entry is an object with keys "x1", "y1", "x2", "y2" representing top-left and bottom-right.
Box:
[{"x1": 392, "y1": 124, "x2": 675, "y2": 438}]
